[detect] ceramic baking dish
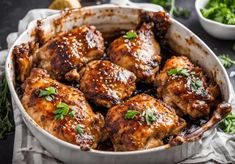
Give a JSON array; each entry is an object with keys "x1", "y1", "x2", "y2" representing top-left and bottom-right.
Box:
[{"x1": 5, "y1": 4, "x2": 233, "y2": 164}]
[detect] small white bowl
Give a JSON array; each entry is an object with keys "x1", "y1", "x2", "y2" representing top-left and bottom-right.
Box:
[{"x1": 195, "y1": 0, "x2": 235, "y2": 40}]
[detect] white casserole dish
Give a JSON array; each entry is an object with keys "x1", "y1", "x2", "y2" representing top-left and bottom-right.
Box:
[{"x1": 5, "y1": 5, "x2": 233, "y2": 164}]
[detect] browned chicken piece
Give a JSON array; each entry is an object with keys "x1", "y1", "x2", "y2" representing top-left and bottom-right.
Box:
[
  {"x1": 79, "y1": 60, "x2": 136, "y2": 108},
  {"x1": 21, "y1": 68, "x2": 105, "y2": 149},
  {"x1": 155, "y1": 56, "x2": 220, "y2": 119},
  {"x1": 105, "y1": 94, "x2": 186, "y2": 151},
  {"x1": 13, "y1": 42, "x2": 39, "y2": 82},
  {"x1": 37, "y1": 25, "x2": 104, "y2": 80},
  {"x1": 107, "y1": 23, "x2": 161, "y2": 83}
]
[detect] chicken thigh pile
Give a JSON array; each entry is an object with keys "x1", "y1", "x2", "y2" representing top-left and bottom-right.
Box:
[{"x1": 13, "y1": 12, "x2": 228, "y2": 152}]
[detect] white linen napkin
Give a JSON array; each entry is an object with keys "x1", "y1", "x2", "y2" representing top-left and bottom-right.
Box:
[{"x1": 0, "y1": 8, "x2": 235, "y2": 164}]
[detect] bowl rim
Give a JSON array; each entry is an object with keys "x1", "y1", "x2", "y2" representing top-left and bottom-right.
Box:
[
  {"x1": 195, "y1": 0, "x2": 235, "y2": 28},
  {"x1": 5, "y1": 4, "x2": 233, "y2": 156}
]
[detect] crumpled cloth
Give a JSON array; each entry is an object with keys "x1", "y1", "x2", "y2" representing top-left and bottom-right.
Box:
[{"x1": 0, "y1": 8, "x2": 235, "y2": 164}]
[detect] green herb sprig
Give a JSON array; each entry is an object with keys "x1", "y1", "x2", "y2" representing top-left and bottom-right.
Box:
[
  {"x1": 54, "y1": 102, "x2": 70, "y2": 120},
  {"x1": 173, "y1": 6, "x2": 191, "y2": 18},
  {"x1": 69, "y1": 110, "x2": 76, "y2": 117},
  {"x1": 220, "y1": 113, "x2": 235, "y2": 134},
  {"x1": 76, "y1": 124, "x2": 84, "y2": 135},
  {"x1": 167, "y1": 68, "x2": 190, "y2": 76},
  {"x1": 151, "y1": 0, "x2": 190, "y2": 18},
  {"x1": 0, "y1": 75, "x2": 13, "y2": 139},
  {"x1": 125, "y1": 110, "x2": 140, "y2": 120},
  {"x1": 168, "y1": 68, "x2": 204, "y2": 93},
  {"x1": 188, "y1": 76, "x2": 203, "y2": 92},
  {"x1": 219, "y1": 54, "x2": 235, "y2": 68},
  {"x1": 143, "y1": 109, "x2": 157, "y2": 125},
  {"x1": 123, "y1": 31, "x2": 137, "y2": 40},
  {"x1": 39, "y1": 86, "x2": 57, "y2": 101}
]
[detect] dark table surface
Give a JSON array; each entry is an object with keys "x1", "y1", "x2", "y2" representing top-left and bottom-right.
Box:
[{"x1": 0, "y1": 0, "x2": 234, "y2": 163}]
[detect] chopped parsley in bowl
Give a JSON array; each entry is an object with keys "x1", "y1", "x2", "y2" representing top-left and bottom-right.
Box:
[{"x1": 200, "y1": 0, "x2": 235, "y2": 25}]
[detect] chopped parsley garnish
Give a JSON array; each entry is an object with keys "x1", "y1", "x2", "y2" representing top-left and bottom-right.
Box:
[
  {"x1": 167, "y1": 68, "x2": 190, "y2": 76},
  {"x1": 219, "y1": 113, "x2": 235, "y2": 134},
  {"x1": 76, "y1": 124, "x2": 84, "y2": 135},
  {"x1": 39, "y1": 87, "x2": 57, "y2": 101},
  {"x1": 219, "y1": 54, "x2": 235, "y2": 68},
  {"x1": 189, "y1": 77, "x2": 203, "y2": 92},
  {"x1": 54, "y1": 102, "x2": 69, "y2": 120},
  {"x1": 125, "y1": 109, "x2": 157, "y2": 125},
  {"x1": 125, "y1": 110, "x2": 140, "y2": 119},
  {"x1": 151, "y1": 0, "x2": 191, "y2": 18},
  {"x1": 143, "y1": 109, "x2": 157, "y2": 125},
  {"x1": 200, "y1": 0, "x2": 235, "y2": 25},
  {"x1": 168, "y1": 68, "x2": 204, "y2": 93},
  {"x1": 123, "y1": 31, "x2": 137, "y2": 40},
  {"x1": 69, "y1": 110, "x2": 76, "y2": 117}
]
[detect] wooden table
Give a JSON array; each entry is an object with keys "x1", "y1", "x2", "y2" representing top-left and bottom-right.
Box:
[{"x1": 0, "y1": 0, "x2": 234, "y2": 163}]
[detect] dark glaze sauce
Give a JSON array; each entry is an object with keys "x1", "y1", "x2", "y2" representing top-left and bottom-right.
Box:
[{"x1": 14, "y1": 11, "x2": 230, "y2": 151}]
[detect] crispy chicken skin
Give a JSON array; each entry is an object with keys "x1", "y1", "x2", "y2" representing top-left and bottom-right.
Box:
[
  {"x1": 21, "y1": 68, "x2": 105, "y2": 149},
  {"x1": 155, "y1": 56, "x2": 220, "y2": 119},
  {"x1": 105, "y1": 94, "x2": 186, "y2": 151},
  {"x1": 79, "y1": 60, "x2": 136, "y2": 108},
  {"x1": 36, "y1": 25, "x2": 104, "y2": 80},
  {"x1": 107, "y1": 23, "x2": 161, "y2": 83}
]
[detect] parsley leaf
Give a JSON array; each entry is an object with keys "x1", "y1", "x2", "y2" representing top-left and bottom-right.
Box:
[
  {"x1": 54, "y1": 102, "x2": 69, "y2": 120},
  {"x1": 219, "y1": 54, "x2": 235, "y2": 68},
  {"x1": 167, "y1": 68, "x2": 190, "y2": 76},
  {"x1": 39, "y1": 87, "x2": 57, "y2": 101},
  {"x1": 76, "y1": 124, "x2": 84, "y2": 135},
  {"x1": 125, "y1": 110, "x2": 140, "y2": 119},
  {"x1": 123, "y1": 31, "x2": 137, "y2": 40},
  {"x1": 189, "y1": 76, "x2": 203, "y2": 92},
  {"x1": 143, "y1": 109, "x2": 157, "y2": 125},
  {"x1": 69, "y1": 110, "x2": 76, "y2": 117},
  {"x1": 219, "y1": 113, "x2": 235, "y2": 134},
  {"x1": 168, "y1": 68, "x2": 204, "y2": 93}
]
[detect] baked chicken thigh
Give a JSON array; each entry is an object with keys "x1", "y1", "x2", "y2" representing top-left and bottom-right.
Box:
[
  {"x1": 108, "y1": 23, "x2": 161, "y2": 83},
  {"x1": 79, "y1": 60, "x2": 136, "y2": 108},
  {"x1": 105, "y1": 94, "x2": 186, "y2": 151},
  {"x1": 14, "y1": 25, "x2": 105, "y2": 82},
  {"x1": 38, "y1": 25, "x2": 104, "y2": 80},
  {"x1": 22, "y1": 68, "x2": 105, "y2": 149},
  {"x1": 155, "y1": 56, "x2": 220, "y2": 119}
]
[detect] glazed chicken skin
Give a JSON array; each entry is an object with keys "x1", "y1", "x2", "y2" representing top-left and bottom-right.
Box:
[
  {"x1": 107, "y1": 23, "x2": 161, "y2": 83},
  {"x1": 21, "y1": 68, "x2": 105, "y2": 149},
  {"x1": 79, "y1": 60, "x2": 136, "y2": 108},
  {"x1": 105, "y1": 94, "x2": 186, "y2": 151},
  {"x1": 155, "y1": 56, "x2": 220, "y2": 119},
  {"x1": 36, "y1": 25, "x2": 104, "y2": 80}
]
